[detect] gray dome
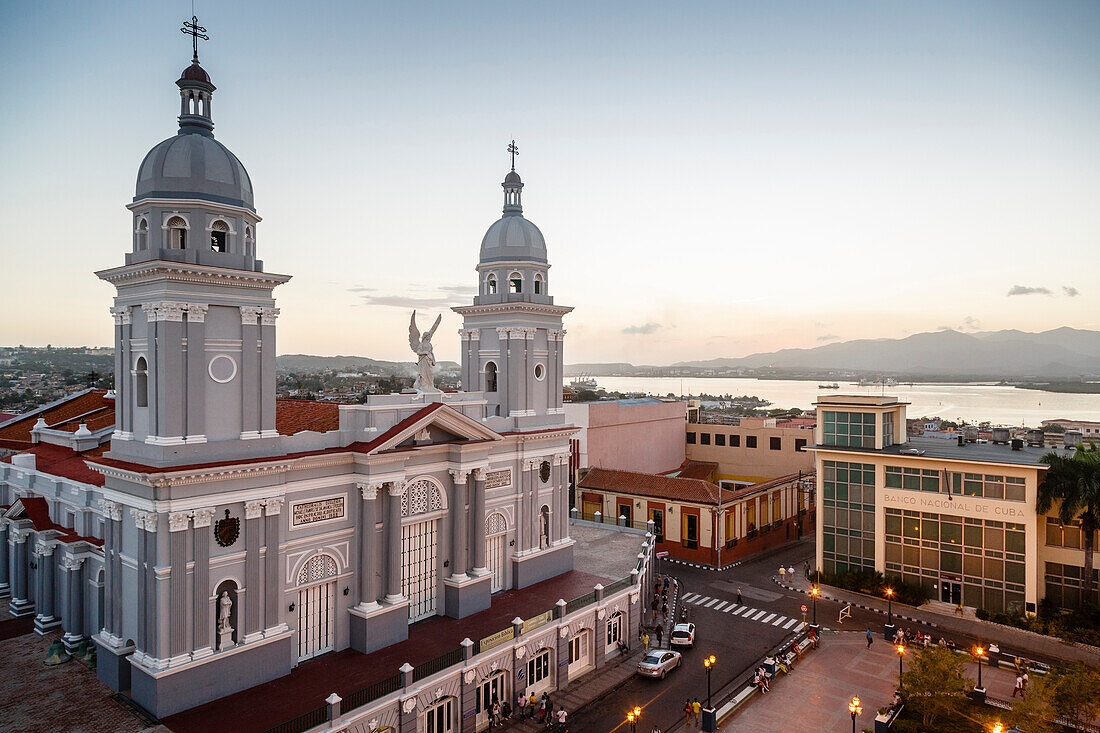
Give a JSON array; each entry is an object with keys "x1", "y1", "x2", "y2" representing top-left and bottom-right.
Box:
[
  {"x1": 135, "y1": 132, "x2": 254, "y2": 211},
  {"x1": 480, "y1": 214, "x2": 547, "y2": 264}
]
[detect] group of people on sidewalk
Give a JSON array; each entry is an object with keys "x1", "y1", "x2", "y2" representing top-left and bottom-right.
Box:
[
  {"x1": 485, "y1": 691, "x2": 567, "y2": 729},
  {"x1": 644, "y1": 575, "x2": 674, "y2": 649},
  {"x1": 682, "y1": 698, "x2": 703, "y2": 727}
]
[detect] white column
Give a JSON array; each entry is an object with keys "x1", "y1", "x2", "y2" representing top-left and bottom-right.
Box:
[
  {"x1": 449, "y1": 470, "x2": 469, "y2": 580},
  {"x1": 384, "y1": 482, "x2": 406, "y2": 604},
  {"x1": 357, "y1": 483, "x2": 381, "y2": 610}
]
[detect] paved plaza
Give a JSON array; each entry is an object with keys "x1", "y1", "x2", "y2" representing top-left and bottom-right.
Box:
[{"x1": 722, "y1": 630, "x2": 1036, "y2": 732}]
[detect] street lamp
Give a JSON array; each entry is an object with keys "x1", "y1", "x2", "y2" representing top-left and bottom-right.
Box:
[
  {"x1": 811, "y1": 586, "x2": 820, "y2": 625},
  {"x1": 626, "y1": 706, "x2": 641, "y2": 733},
  {"x1": 975, "y1": 646, "x2": 985, "y2": 689},
  {"x1": 991, "y1": 724, "x2": 1003, "y2": 733},
  {"x1": 848, "y1": 696, "x2": 862, "y2": 733},
  {"x1": 704, "y1": 655, "x2": 717, "y2": 708},
  {"x1": 897, "y1": 644, "x2": 905, "y2": 689},
  {"x1": 885, "y1": 588, "x2": 894, "y2": 626}
]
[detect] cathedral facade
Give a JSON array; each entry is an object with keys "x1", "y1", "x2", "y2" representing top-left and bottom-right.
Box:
[{"x1": 2, "y1": 41, "x2": 588, "y2": 719}]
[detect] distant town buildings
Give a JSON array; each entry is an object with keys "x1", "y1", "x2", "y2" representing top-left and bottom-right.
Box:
[{"x1": 686, "y1": 416, "x2": 815, "y2": 488}]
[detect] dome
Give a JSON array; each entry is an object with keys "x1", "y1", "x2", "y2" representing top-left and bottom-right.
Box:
[
  {"x1": 504, "y1": 170, "x2": 522, "y2": 185},
  {"x1": 479, "y1": 214, "x2": 547, "y2": 264},
  {"x1": 135, "y1": 132, "x2": 254, "y2": 210},
  {"x1": 178, "y1": 62, "x2": 211, "y2": 84}
]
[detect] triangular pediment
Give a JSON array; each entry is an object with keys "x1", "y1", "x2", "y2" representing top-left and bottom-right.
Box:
[{"x1": 369, "y1": 403, "x2": 502, "y2": 454}]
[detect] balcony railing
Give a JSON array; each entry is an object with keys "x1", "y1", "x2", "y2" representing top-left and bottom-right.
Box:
[
  {"x1": 339, "y1": 673, "x2": 402, "y2": 715},
  {"x1": 412, "y1": 647, "x2": 464, "y2": 682},
  {"x1": 261, "y1": 705, "x2": 328, "y2": 733}
]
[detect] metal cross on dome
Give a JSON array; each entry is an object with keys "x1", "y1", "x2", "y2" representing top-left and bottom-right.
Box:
[
  {"x1": 508, "y1": 140, "x2": 519, "y2": 171},
  {"x1": 181, "y1": 15, "x2": 209, "y2": 63}
]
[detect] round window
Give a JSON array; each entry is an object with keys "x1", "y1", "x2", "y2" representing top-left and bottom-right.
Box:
[
  {"x1": 540, "y1": 461, "x2": 551, "y2": 483},
  {"x1": 534, "y1": 363, "x2": 545, "y2": 381}
]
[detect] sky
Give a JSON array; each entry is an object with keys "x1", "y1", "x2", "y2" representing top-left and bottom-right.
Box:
[{"x1": 1, "y1": 1, "x2": 1098, "y2": 365}]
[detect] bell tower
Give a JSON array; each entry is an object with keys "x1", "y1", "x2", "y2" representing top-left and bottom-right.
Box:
[
  {"x1": 453, "y1": 144, "x2": 572, "y2": 430},
  {"x1": 97, "y1": 20, "x2": 290, "y2": 467}
]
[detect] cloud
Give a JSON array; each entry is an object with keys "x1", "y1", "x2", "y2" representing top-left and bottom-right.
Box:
[
  {"x1": 817, "y1": 334, "x2": 839, "y2": 341},
  {"x1": 1063, "y1": 286, "x2": 1079, "y2": 297},
  {"x1": 621, "y1": 323, "x2": 662, "y2": 335},
  {"x1": 1007, "y1": 285, "x2": 1052, "y2": 296},
  {"x1": 348, "y1": 284, "x2": 474, "y2": 309}
]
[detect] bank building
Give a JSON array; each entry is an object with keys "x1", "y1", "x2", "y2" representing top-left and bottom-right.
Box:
[{"x1": 0, "y1": 25, "x2": 653, "y2": 729}]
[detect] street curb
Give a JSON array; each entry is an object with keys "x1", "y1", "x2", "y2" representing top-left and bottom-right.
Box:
[{"x1": 769, "y1": 575, "x2": 938, "y2": 628}]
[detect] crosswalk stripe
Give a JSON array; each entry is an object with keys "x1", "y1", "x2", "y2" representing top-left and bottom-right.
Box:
[
  {"x1": 736, "y1": 606, "x2": 755, "y2": 617},
  {"x1": 761, "y1": 613, "x2": 776, "y2": 624},
  {"x1": 783, "y1": 618, "x2": 799, "y2": 629},
  {"x1": 729, "y1": 605, "x2": 745, "y2": 614},
  {"x1": 772, "y1": 616, "x2": 786, "y2": 626},
  {"x1": 691, "y1": 596, "x2": 711, "y2": 605},
  {"x1": 751, "y1": 610, "x2": 767, "y2": 621},
  {"x1": 682, "y1": 593, "x2": 699, "y2": 602},
  {"x1": 704, "y1": 598, "x2": 720, "y2": 608},
  {"x1": 713, "y1": 601, "x2": 729, "y2": 612}
]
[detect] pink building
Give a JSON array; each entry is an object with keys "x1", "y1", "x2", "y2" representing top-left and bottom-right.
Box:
[{"x1": 564, "y1": 398, "x2": 687, "y2": 475}]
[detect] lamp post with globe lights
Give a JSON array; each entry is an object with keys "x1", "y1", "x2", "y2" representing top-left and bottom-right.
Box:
[
  {"x1": 626, "y1": 706, "x2": 641, "y2": 733},
  {"x1": 849, "y1": 696, "x2": 862, "y2": 733},
  {"x1": 885, "y1": 588, "x2": 894, "y2": 625},
  {"x1": 897, "y1": 644, "x2": 906, "y2": 690},
  {"x1": 702, "y1": 656, "x2": 718, "y2": 732},
  {"x1": 811, "y1": 586, "x2": 820, "y2": 625}
]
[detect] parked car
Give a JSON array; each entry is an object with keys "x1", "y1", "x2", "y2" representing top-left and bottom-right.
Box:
[
  {"x1": 637, "y1": 649, "x2": 682, "y2": 679},
  {"x1": 670, "y1": 622, "x2": 696, "y2": 648}
]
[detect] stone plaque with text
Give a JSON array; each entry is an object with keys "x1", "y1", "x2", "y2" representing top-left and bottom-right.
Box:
[
  {"x1": 485, "y1": 469, "x2": 511, "y2": 489},
  {"x1": 291, "y1": 496, "x2": 346, "y2": 527}
]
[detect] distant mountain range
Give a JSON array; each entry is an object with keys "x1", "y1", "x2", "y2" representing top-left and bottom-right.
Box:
[
  {"x1": 670, "y1": 328, "x2": 1100, "y2": 377},
  {"x1": 563, "y1": 328, "x2": 1100, "y2": 379}
]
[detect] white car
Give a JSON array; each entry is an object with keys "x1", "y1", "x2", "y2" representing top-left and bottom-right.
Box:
[
  {"x1": 670, "y1": 623, "x2": 696, "y2": 648},
  {"x1": 637, "y1": 649, "x2": 683, "y2": 679}
]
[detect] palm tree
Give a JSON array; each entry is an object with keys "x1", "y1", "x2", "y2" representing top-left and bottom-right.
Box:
[{"x1": 1039, "y1": 443, "x2": 1100, "y2": 609}]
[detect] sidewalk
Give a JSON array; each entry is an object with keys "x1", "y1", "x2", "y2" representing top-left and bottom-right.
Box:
[
  {"x1": 776, "y1": 569, "x2": 1100, "y2": 666},
  {"x1": 498, "y1": 574, "x2": 681, "y2": 731},
  {"x1": 723, "y1": 630, "x2": 1099, "y2": 732}
]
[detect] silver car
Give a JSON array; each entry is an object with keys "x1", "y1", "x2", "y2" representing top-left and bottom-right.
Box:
[{"x1": 637, "y1": 649, "x2": 683, "y2": 679}]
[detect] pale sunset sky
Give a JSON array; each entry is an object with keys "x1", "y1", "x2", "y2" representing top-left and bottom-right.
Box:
[{"x1": 1, "y1": 1, "x2": 1097, "y2": 364}]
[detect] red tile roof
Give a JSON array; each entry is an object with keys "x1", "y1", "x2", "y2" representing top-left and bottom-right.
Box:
[
  {"x1": 580, "y1": 467, "x2": 733, "y2": 505},
  {"x1": 0, "y1": 389, "x2": 112, "y2": 448},
  {"x1": 275, "y1": 399, "x2": 340, "y2": 435},
  {"x1": 4, "y1": 495, "x2": 104, "y2": 546},
  {"x1": 663, "y1": 460, "x2": 718, "y2": 481},
  {"x1": 3, "y1": 443, "x2": 109, "y2": 487}
]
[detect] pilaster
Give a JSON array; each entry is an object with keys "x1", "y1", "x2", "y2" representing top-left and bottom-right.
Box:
[
  {"x1": 356, "y1": 483, "x2": 381, "y2": 611},
  {"x1": 184, "y1": 304, "x2": 208, "y2": 442},
  {"x1": 263, "y1": 497, "x2": 284, "y2": 633},
  {"x1": 384, "y1": 482, "x2": 406, "y2": 604},
  {"x1": 239, "y1": 306, "x2": 262, "y2": 439},
  {"x1": 191, "y1": 507, "x2": 214, "y2": 659},
  {"x1": 243, "y1": 499, "x2": 264, "y2": 642}
]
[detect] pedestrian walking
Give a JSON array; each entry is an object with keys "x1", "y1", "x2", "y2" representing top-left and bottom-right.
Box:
[
  {"x1": 692, "y1": 698, "x2": 702, "y2": 724},
  {"x1": 662, "y1": 601, "x2": 668, "y2": 620},
  {"x1": 655, "y1": 625, "x2": 663, "y2": 647},
  {"x1": 490, "y1": 701, "x2": 500, "y2": 728},
  {"x1": 788, "y1": 565, "x2": 794, "y2": 578},
  {"x1": 1023, "y1": 670, "x2": 1029, "y2": 690},
  {"x1": 736, "y1": 587, "x2": 743, "y2": 605},
  {"x1": 557, "y1": 708, "x2": 568, "y2": 728},
  {"x1": 683, "y1": 699, "x2": 692, "y2": 727},
  {"x1": 652, "y1": 726, "x2": 662, "y2": 733},
  {"x1": 642, "y1": 631, "x2": 650, "y2": 649},
  {"x1": 804, "y1": 561, "x2": 810, "y2": 577},
  {"x1": 529, "y1": 693, "x2": 537, "y2": 719},
  {"x1": 779, "y1": 565, "x2": 786, "y2": 581},
  {"x1": 1012, "y1": 674, "x2": 1024, "y2": 698},
  {"x1": 866, "y1": 628, "x2": 874, "y2": 648},
  {"x1": 954, "y1": 603, "x2": 965, "y2": 616},
  {"x1": 517, "y1": 693, "x2": 527, "y2": 719},
  {"x1": 539, "y1": 693, "x2": 548, "y2": 723}
]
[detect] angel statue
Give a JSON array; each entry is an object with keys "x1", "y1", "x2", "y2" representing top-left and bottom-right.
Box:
[{"x1": 409, "y1": 310, "x2": 443, "y2": 391}]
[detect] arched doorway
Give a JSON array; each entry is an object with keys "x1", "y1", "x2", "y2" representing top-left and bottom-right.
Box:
[
  {"x1": 485, "y1": 511, "x2": 508, "y2": 593},
  {"x1": 296, "y1": 554, "x2": 338, "y2": 661},
  {"x1": 401, "y1": 478, "x2": 446, "y2": 621},
  {"x1": 475, "y1": 670, "x2": 508, "y2": 732}
]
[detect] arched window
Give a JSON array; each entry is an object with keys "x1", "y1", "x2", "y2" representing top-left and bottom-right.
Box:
[
  {"x1": 485, "y1": 361, "x2": 498, "y2": 393},
  {"x1": 167, "y1": 216, "x2": 187, "y2": 249},
  {"x1": 244, "y1": 226, "x2": 254, "y2": 257},
  {"x1": 540, "y1": 505, "x2": 551, "y2": 548},
  {"x1": 136, "y1": 218, "x2": 148, "y2": 250},
  {"x1": 486, "y1": 275, "x2": 497, "y2": 295},
  {"x1": 401, "y1": 478, "x2": 445, "y2": 517},
  {"x1": 134, "y1": 356, "x2": 148, "y2": 408},
  {"x1": 509, "y1": 272, "x2": 522, "y2": 294},
  {"x1": 210, "y1": 219, "x2": 229, "y2": 252},
  {"x1": 297, "y1": 554, "x2": 338, "y2": 585},
  {"x1": 486, "y1": 511, "x2": 508, "y2": 536},
  {"x1": 534, "y1": 273, "x2": 543, "y2": 295}
]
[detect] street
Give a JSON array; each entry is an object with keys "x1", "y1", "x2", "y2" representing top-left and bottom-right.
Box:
[{"x1": 565, "y1": 539, "x2": 824, "y2": 733}]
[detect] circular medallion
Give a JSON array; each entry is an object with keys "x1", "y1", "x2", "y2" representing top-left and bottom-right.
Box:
[{"x1": 208, "y1": 354, "x2": 238, "y2": 384}]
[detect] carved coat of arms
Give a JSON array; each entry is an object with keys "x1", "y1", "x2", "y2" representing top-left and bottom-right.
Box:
[{"x1": 214, "y1": 509, "x2": 240, "y2": 547}]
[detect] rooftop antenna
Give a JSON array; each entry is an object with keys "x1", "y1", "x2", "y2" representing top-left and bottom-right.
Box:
[
  {"x1": 181, "y1": 14, "x2": 209, "y2": 64},
  {"x1": 508, "y1": 140, "x2": 519, "y2": 171}
]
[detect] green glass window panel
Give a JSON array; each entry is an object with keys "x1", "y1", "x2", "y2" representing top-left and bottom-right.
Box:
[
  {"x1": 824, "y1": 534, "x2": 835, "y2": 552},
  {"x1": 904, "y1": 518, "x2": 921, "y2": 538},
  {"x1": 863, "y1": 469, "x2": 875, "y2": 486},
  {"x1": 964, "y1": 525, "x2": 983, "y2": 547},
  {"x1": 824, "y1": 507, "x2": 835, "y2": 526},
  {"x1": 824, "y1": 464, "x2": 836, "y2": 480},
  {"x1": 886, "y1": 542, "x2": 903, "y2": 563},
  {"x1": 963, "y1": 479, "x2": 982, "y2": 497},
  {"x1": 904, "y1": 545, "x2": 920, "y2": 566},
  {"x1": 985, "y1": 480, "x2": 1004, "y2": 500},
  {"x1": 836, "y1": 483, "x2": 848, "y2": 501},
  {"x1": 1006, "y1": 562, "x2": 1025, "y2": 584},
  {"x1": 886, "y1": 514, "x2": 902, "y2": 536},
  {"x1": 921, "y1": 474, "x2": 939, "y2": 492},
  {"x1": 1005, "y1": 479, "x2": 1025, "y2": 502},
  {"x1": 824, "y1": 482, "x2": 835, "y2": 499},
  {"x1": 941, "y1": 552, "x2": 962, "y2": 573},
  {"x1": 837, "y1": 468, "x2": 849, "y2": 483},
  {"x1": 942, "y1": 523, "x2": 962, "y2": 545},
  {"x1": 985, "y1": 558, "x2": 1004, "y2": 581},
  {"x1": 921, "y1": 519, "x2": 939, "y2": 541},
  {"x1": 864, "y1": 512, "x2": 875, "y2": 531},
  {"x1": 964, "y1": 554, "x2": 983, "y2": 576},
  {"x1": 885, "y1": 469, "x2": 902, "y2": 488},
  {"x1": 1006, "y1": 531, "x2": 1024, "y2": 554},
  {"x1": 985, "y1": 528, "x2": 1004, "y2": 551},
  {"x1": 824, "y1": 412, "x2": 837, "y2": 425},
  {"x1": 903, "y1": 474, "x2": 920, "y2": 491}
]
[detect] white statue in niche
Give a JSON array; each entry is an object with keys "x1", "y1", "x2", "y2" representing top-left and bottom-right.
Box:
[
  {"x1": 408, "y1": 311, "x2": 442, "y2": 391},
  {"x1": 217, "y1": 590, "x2": 235, "y2": 649}
]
